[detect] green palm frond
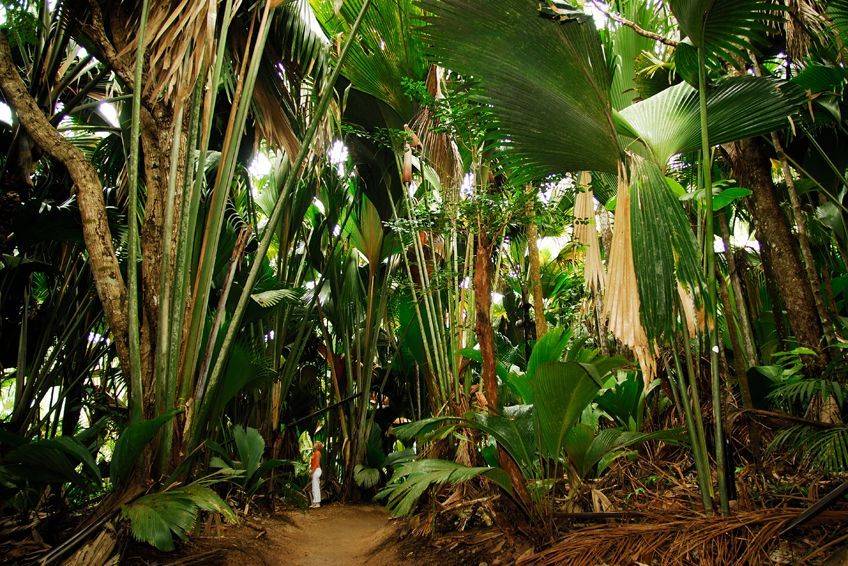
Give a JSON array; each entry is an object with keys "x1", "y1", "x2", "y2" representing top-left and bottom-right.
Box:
[
  {"x1": 829, "y1": 0, "x2": 848, "y2": 43},
  {"x1": 607, "y1": 0, "x2": 669, "y2": 110},
  {"x1": 420, "y1": 0, "x2": 619, "y2": 175},
  {"x1": 768, "y1": 376, "x2": 846, "y2": 409},
  {"x1": 668, "y1": 0, "x2": 778, "y2": 61},
  {"x1": 312, "y1": 0, "x2": 427, "y2": 119},
  {"x1": 531, "y1": 361, "x2": 602, "y2": 459},
  {"x1": 770, "y1": 425, "x2": 848, "y2": 472},
  {"x1": 376, "y1": 459, "x2": 512, "y2": 516},
  {"x1": 122, "y1": 484, "x2": 236, "y2": 551},
  {"x1": 250, "y1": 288, "x2": 305, "y2": 308},
  {"x1": 628, "y1": 154, "x2": 702, "y2": 340},
  {"x1": 276, "y1": 0, "x2": 330, "y2": 76},
  {"x1": 619, "y1": 77, "x2": 805, "y2": 165}
]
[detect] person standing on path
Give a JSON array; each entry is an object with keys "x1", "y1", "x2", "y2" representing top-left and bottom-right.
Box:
[{"x1": 309, "y1": 441, "x2": 323, "y2": 508}]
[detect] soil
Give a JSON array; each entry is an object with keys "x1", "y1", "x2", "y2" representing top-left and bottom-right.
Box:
[{"x1": 166, "y1": 504, "x2": 422, "y2": 566}]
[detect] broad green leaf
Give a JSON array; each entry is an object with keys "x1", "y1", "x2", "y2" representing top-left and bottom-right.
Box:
[
  {"x1": 111, "y1": 408, "x2": 182, "y2": 487},
  {"x1": 233, "y1": 426, "x2": 265, "y2": 480},
  {"x1": 531, "y1": 361, "x2": 602, "y2": 459},
  {"x1": 420, "y1": 0, "x2": 619, "y2": 174},
  {"x1": 619, "y1": 77, "x2": 804, "y2": 165},
  {"x1": 668, "y1": 0, "x2": 777, "y2": 61}
]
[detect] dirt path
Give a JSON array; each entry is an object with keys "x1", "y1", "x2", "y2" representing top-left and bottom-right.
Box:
[{"x1": 214, "y1": 504, "x2": 412, "y2": 566}]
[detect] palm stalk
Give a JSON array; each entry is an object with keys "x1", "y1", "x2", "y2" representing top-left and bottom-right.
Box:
[
  {"x1": 182, "y1": 5, "x2": 273, "y2": 405},
  {"x1": 154, "y1": 104, "x2": 185, "y2": 473},
  {"x1": 126, "y1": 0, "x2": 151, "y2": 423},
  {"x1": 174, "y1": 0, "x2": 236, "y2": 404},
  {"x1": 697, "y1": 45, "x2": 729, "y2": 514}
]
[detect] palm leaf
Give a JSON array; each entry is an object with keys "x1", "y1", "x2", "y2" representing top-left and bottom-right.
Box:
[
  {"x1": 312, "y1": 0, "x2": 427, "y2": 119},
  {"x1": 668, "y1": 0, "x2": 778, "y2": 61},
  {"x1": 619, "y1": 77, "x2": 805, "y2": 165},
  {"x1": 420, "y1": 0, "x2": 620, "y2": 175},
  {"x1": 122, "y1": 484, "x2": 235, "y2": 551},
  {"x1": 250, "y1": 287, "x2": 304, "y2": 308},
  {"x1": 111, "y1": 408, "x2": 182, "y2": 487},
  {"x1": 628, "y1": 155, "x2": 702, "y2": 341},
  {"x1": 531, "y1": 361, "x2": 602, "y2": 459},
  {"x1": 376, "y1": 459, "x2": 512, "y2": 516}
]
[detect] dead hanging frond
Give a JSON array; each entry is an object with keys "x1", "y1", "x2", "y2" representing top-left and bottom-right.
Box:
[
  {"x1": 141, "y1": 0, "x2": 240, "y2": 105},
  {"x1": 410, "y1": 65, "x2": 463, "y2": 199},
  {"x1": 251, "y1": 73, "x2": 301, "y2": 159},
  {"x1": 574, "y1": 171, "x2": 605, "y2": 293},
  {"x1": 782, "y1": 0, "x2": 830, "y2": 60},
  {"x1": 604, "y1": 165, "x2": 655, "y2": 383}
]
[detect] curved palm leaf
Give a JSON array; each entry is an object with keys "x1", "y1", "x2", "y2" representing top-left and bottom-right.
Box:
[
  {"x1": 668, "y1": 0, "x2": 777, "y2": 61},
  {"x1": 531, "y1": 361, "x2": 602, "y2": 459},
  {"x1": 619, "y1": 77, "x2": 805, "y2": 165},
  {"x1": 312, "y1": 0, "x2": 427, "y2": 119},
  {"x1": 420, "y1": 0, "x2": 619, "y2": 174},
  {"x1": 629, "y1": 154, "x2": 702, "y2": 340}
]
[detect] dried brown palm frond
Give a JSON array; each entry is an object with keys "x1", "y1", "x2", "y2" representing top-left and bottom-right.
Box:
[
  {"x1": 677, "y1": 282, "x2": 699, "y2": 337},
  {"x1": 251, "y1": 73, "x2": 301, "y2": 158},
  {"x1": 604, "y1": 165, "x2": 654, "y2": 381},
  {"x1": 410, "y1": 65, "x2": 463, "y2": 199},
  {"x1": 573, "y1": 171, "x2": 605, "y2": 293},
  {"x1": 781, "y1": 0, "x2": 829, "y2": 60},
  {"x1": 142, "y1": 0, "x2": 242, "y2": 105},
  {"x1": 520, "y1": 508, "x2": 848, "y2": 566},
  {"x1": 572, "y1": 172, "x2": 594, "y2": 245}
]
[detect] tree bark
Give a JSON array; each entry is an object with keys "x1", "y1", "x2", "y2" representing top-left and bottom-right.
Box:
[
  {"x1": 725, "y1": 138, "x2": 825, "y2": 365},
  {"x1": 473, "y1": 230, "x2": 533, "y2": 513},
  {"x1": 0, "y1": 32, "x2": 131, "y2": 372},
  {"x1": 474, "y1": 233, "x2": 498, "y2": 412}
]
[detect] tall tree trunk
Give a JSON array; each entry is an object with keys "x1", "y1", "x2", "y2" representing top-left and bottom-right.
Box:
[
  {"x1": 726, "y1": 138, "x2": 826, "y2": 367},
  {"x1": 473, "y1": 230, "x2": 533, "y2": 513},
  {"x1": 770, "y1": 133, "x2": 836, "y2": 346}
]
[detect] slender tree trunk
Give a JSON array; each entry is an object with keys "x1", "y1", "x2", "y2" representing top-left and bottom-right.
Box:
[
  {"x1": 474, "y1": 233, "x2": 498, "y2": 412},
  {"x1": 473, "y1": 230, "x2": 533, "y2": 513},
  {"x1": 726, "y1": 138, "x2": 826, "y2": 367},
  {"x1": 770, "y1": 133, "x2": 836, "y2": 346},
  {"x1": 757, "y1": 243, "x2": 790, "y2": 344}
]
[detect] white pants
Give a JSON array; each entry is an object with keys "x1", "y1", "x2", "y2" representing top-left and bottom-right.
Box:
[{"x1": 311, "y1": 468, "x2": 322, "y2": 505}]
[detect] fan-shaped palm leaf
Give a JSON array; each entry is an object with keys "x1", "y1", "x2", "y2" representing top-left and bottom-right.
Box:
[
  {"x1": 668, "y1": 0, "x2": 777, "y2": 61},
  {"x1": 619, "y1": 77, "x2": 805, "y2": 165},
  {"x1": 420, "y1": 0, "x2": 619, "y2": 175}
]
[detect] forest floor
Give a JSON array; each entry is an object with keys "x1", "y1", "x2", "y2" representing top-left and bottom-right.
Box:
[{"x1": 161, "y1": 503, "x2": 471, "y2": 566}]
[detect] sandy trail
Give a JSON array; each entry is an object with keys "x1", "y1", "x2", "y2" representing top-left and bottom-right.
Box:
[{"x1": 221, "y1": 504, "x2": 411, "y2": 566}]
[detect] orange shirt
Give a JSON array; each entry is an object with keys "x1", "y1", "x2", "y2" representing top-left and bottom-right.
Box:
[{"x1": 310, "y1": 450, "x2": 321, "y2": 471}]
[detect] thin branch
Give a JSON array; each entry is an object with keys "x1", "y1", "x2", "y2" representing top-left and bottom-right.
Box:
[{"x1": 590, "y1": 0, "x2": 679, "y2": 47}]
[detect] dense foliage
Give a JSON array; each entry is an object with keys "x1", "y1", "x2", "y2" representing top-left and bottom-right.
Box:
[{"x1": 1, "y1": 0, "x2": 848, "y2": 562}]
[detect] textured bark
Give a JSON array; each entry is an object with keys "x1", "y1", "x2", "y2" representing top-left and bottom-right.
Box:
[
  {"x1": 473, "y1": 231, "x2": 533, "y2": 513},
  {"x1": 771, "y1": 133, "x2": 836, "y2": 346},
  {"x1": 0, "y1": 32, "x2": 131, "y2": 372},
  {"x1": 726, "y1": 138, "x2": 825, "y2": 364},
  {"x1": 473, "y1": 233, "x2": 498, "y2": 412}
]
